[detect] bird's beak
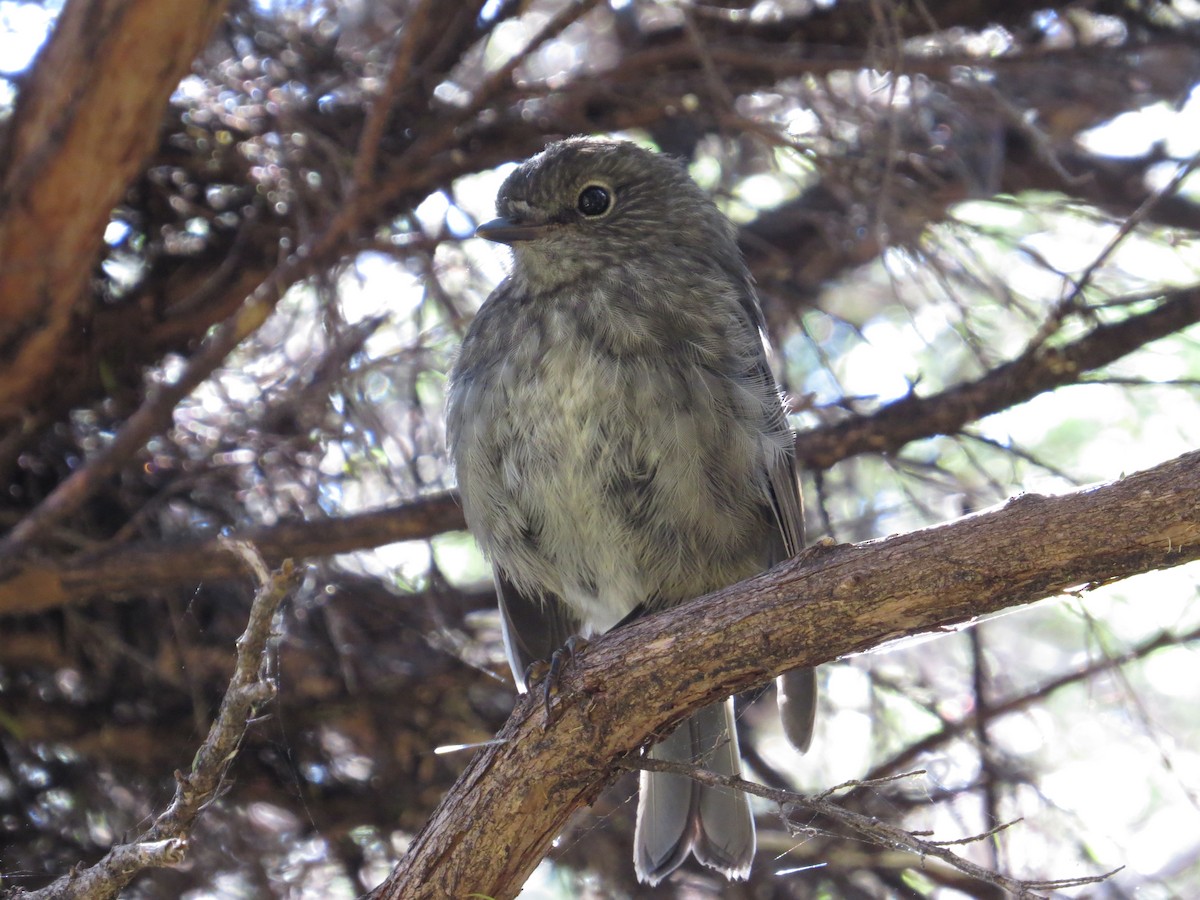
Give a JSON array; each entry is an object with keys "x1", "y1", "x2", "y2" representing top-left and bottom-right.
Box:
[{"x1": 475, "y1": 216, "x2": 549, "y2": 245}]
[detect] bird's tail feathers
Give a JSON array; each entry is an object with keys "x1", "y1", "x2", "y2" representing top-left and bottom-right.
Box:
[{"x1": 633, "y1": 699, "x2": 755, "y2": 885}]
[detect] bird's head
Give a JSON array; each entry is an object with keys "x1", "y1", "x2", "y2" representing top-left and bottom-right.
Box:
[{"x1": 477, "y1": 138, "x2": 740, "y2": 288}]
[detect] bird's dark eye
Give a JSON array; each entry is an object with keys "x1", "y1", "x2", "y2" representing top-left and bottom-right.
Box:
[{"x1": 576, "y1": 184, "x2": 612, "y2": 217}]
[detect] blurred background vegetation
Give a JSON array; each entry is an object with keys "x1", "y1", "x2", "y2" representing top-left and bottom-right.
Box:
[{"x1": 1, "y1": 0, "x2": 1199, "y2": 897}]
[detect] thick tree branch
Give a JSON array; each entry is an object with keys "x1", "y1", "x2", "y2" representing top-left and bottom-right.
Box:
[
  {"x1": 375, "y1": 449, "x2": 1200, "y2": 899},
  {"x1": 0, "y1": 0, "x2": 232, "y2": 421}
]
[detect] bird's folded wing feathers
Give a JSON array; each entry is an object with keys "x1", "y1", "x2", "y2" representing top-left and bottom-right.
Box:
[{"x1": 495, "y1": 567, "x2": 581, "y2": 688}]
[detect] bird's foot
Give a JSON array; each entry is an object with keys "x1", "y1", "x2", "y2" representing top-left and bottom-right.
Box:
[{"x1": 524, "y1": 635, "x2": 589, "y2": 728}]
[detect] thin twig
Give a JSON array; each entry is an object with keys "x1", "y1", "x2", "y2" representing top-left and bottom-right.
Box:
[
  {"x1": 351, "y1": 0, "x2": 435, "y2": 188},
  {"x1": 0, "y1": 300, "x2": 275, "y2": 561},
  {"x1": 1031, "y1": 150, "x2": 1200, "y2": 348},
  {"x1": 621, "y1": 756, "x2": 1121, "y2": 898},
  {"x1": 10, "y1": 545, "x2": 297, "y2": 900},
  {"x1": 794, "y1": 284, "x2": 1200, "y2": 471},
  {"x1": 860, "y1": 623, "x2": 1200, "y2": 787}
]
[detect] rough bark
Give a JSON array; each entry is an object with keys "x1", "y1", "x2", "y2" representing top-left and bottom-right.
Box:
[
  {"x1": 0, "y1": 0, "x2": 232, "y2": 420},
  {"x1": 376, "y1": 449, "x2": 1200, "y2": 899}
]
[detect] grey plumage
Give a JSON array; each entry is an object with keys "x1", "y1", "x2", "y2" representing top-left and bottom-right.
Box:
[{"x1": 446, "y1": 137, "x2": 814, "y2": 885}]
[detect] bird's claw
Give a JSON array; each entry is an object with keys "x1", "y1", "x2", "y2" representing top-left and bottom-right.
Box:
[{"x1": 524, "y1": 635, "x2": 589, "y2": 728}]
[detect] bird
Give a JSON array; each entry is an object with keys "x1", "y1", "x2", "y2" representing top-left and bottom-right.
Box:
[{"x1": 446, "y1": 136, "x2": 815, "y2": 885}]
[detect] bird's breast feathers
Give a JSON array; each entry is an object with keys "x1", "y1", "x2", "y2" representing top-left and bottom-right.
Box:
[{"x1": 453, "y1": 297, "x2": 786, "y2": 622}]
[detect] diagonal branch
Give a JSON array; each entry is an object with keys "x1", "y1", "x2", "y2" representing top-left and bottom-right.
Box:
[
  {"x1": 0, "y1": 300, "x2": 276, "y2": 562},
  {"x1": 374, "y1": 449, "x2": 1200, "y2": 899},
  {"x1": 794, "y1": 285, "x2": 1200, "y2": 470},
  {"x1": 859, "y1": 622, "x2": 1200, "y2": 790},
  {"x1": 0, "y1": 0, "x2": 233, "y2": 421},
  {"x1": 8, "y1": 543, "x2": 297, "y2": 900}
]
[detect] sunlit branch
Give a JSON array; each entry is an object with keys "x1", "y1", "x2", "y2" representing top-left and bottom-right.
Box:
[{"x1": 376, "y1": 450, "x2": 1200, "y2": 899}]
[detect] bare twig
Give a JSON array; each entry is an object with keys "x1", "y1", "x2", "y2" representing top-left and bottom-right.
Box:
[
  {"x1": 860, "y1": 623, "x2": 1200, "y2": 787},
  {"x1": 1031, "y1": 150, "x2": 1200, "y2": 346},
  {"x1": 794, "y1": 284, "x2": 1200, "y2": 470},
  {"x1": 8, "y1": 544, "x2": 298, "y2": 900},
  {"x1": 351, "y1": 0, "x2": 435, "y2": 188},
  {"x1": 0, "y1": 300, "x2": 275, "y2": 561},
  {"x1": 622, "y1": 757, "x2": 1120, "y2": 898}
]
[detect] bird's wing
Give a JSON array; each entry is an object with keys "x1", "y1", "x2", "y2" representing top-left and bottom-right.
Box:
[
  {"x1": 494, "y1": 567, "x2": 580, "y2": 688},
  {"x1": 764, "y1": 396, "x2": 805, "y2": 562},
  {"x1": 720, "y1": 257, "x2": 805, "y2": 559},
  {"x1": 745, "y1": 300, "x2": 818, "y2": 752}
]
